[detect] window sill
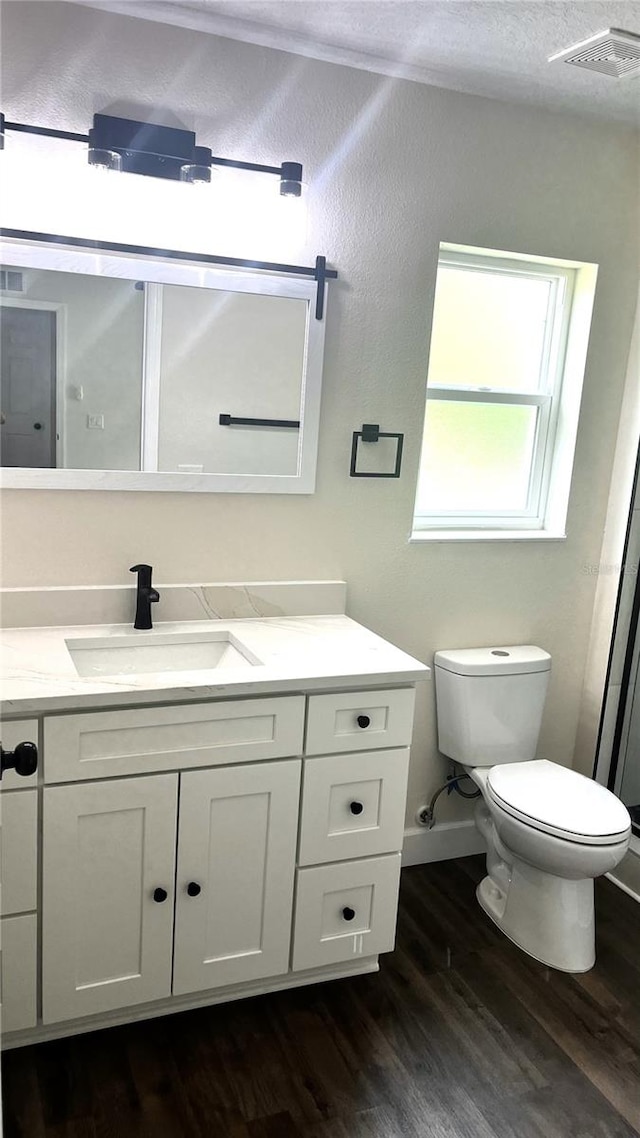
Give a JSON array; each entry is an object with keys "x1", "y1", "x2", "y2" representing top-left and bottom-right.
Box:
[{"x1": 409, "y1": 529, "x2": 567, "y2": 543}]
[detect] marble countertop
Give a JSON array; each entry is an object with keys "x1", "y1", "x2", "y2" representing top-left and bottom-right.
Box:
[{"x1": 0, "y1": 616, "x2": 429, "y2": 715}]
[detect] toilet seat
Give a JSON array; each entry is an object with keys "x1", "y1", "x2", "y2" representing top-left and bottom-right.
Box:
[{"x1": 486, "y1": 760, "x2": 631, "y2": 846}]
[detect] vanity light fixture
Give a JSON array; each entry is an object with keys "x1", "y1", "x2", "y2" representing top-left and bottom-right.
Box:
[{"x1": 1, "y1": 111, "x2": 305, "y2": 196}]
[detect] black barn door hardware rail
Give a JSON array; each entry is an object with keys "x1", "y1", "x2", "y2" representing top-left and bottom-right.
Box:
[{"x1": 0, "y1": 237, "x2": 336, "y2": 320}]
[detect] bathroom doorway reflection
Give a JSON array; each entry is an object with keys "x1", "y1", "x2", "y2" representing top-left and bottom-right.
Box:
[{"x1": 0, "y1": 303, "x2": 57, "y2": 467}]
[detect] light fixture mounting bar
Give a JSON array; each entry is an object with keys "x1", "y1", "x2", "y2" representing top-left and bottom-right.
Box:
[
  {"x1": 4, "y1": 120, "x2": 89, "y2": 143},
  {"x1": 210, "y1": 155, "x2": 281, "y2": 176}
]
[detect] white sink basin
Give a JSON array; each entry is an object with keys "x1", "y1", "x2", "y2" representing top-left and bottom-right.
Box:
[{"x1": 65, "y1": 629, "x2": 261, "y2": 677}]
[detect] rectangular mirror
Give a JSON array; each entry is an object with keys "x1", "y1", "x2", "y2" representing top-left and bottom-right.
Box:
[{"x1": 0, "y1": 236, "x2": 328, "y2": 493}]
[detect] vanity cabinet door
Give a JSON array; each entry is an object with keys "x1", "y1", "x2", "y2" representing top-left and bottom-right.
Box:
[
  {"x1": 1, "y1": 914, "x2": 38, "y2": 1033},
  {"x1": 42, "y1": 774, "x2": 178, "y2": 1024},
  {"x1": 0, "y1": 789, "x2": 38, "y2": 915},
  {"x1": 173, "y1": 759, "x2": 301, "y2": 996}
]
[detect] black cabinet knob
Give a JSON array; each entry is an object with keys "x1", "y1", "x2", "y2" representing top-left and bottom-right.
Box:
[
  {"x1": 342, "y1": 906, "x2": 356, "y2": 922},
  {"x1": 153, "y1": 887, "x2": 168, "y2": 903},
  {"x1": 350, "y1": 801, "x2": 364, "y2": 815},
  {"x1": 33, "y1": 422, "x2": 43, "y2": 430},
  {"x1": 356, "y1": 715, "x2": 371, "y2": 729},
  {"x1": 187, "y1": 882, "x2": 201, "y2": 897},
  {"x1": 0, "y1": 740, "x2": 38, "y2": 780}
]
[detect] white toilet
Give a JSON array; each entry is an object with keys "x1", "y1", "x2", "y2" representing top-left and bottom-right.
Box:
[{"x1": 434, "y1": 645, "x2": 631, "y2": 972}]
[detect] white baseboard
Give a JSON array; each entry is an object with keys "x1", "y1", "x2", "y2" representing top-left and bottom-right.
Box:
[{"x1": 402, "y1": 820, "x2": 485, "y2": 867}]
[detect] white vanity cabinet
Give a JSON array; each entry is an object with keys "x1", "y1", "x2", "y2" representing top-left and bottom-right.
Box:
[{"x1": 2, "y1": 682, "x2": 418, "y2": 1046}]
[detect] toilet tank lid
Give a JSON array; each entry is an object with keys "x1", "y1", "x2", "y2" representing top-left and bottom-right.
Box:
[{"x1": 434, "y1": 645, "x2": 551, "y2": 676}]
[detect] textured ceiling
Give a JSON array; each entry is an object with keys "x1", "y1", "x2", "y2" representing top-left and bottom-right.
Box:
[{"x1": 78, "y1": 1, "x2": 640, "y2": 123}]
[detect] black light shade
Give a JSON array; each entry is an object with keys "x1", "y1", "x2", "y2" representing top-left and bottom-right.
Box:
[
  {"x1": 88, "y1": 114, "x2": 212, "y2": 181},
  {"x1": 280, "y1": 161, "x2": 303, "y2": 197}
]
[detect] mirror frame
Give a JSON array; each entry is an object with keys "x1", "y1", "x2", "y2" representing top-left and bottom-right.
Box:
[{"x1": 0, "y1": 234, "x2": 328, "y2": 494}]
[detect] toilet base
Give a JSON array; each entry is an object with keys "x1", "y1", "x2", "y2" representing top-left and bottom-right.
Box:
[{"x1": 477, "y1": 860, "x2": 595, "y2": 972}]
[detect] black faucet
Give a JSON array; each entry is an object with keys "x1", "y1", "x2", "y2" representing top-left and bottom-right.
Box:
[{"x1": 130, "y1": 564, "x2": 160, "y2": 630}]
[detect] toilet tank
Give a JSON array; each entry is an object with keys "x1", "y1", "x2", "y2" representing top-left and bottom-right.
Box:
[{"x1": 434, "y1": 646, "x2": 551, "y2": 766}]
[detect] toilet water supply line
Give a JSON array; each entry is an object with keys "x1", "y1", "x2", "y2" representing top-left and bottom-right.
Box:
[{"x1": 418, "y1": 766, "x2": 481, "y2": 829}]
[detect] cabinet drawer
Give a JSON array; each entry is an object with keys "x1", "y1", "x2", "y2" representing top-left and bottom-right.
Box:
[
  {"x1": 299, "y1": 749, "x2": 409, "y2": 865},
  {"x1": 1, "y1": 790, "x2": 38, "y2": 915},
  {"x1": 0, "y1": 720, "x2": 39, "y2": 790},
  {"x1": 305, "y1": 688, "x2": 415, "y2": 756},
  {"x1": 44, "y1": 695, "x2": 305, "y2": 782},
  {"x1": 1, "y1": 913, "x2": 38, "y2": 1033},
  {"x1": 292, "y1": 853, "x2": 401, "y2": 972}
]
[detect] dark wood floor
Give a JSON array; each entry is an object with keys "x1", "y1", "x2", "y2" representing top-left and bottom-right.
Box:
[{"x1": 4, "y1": 856, "x2": 640, "y2": 1138}]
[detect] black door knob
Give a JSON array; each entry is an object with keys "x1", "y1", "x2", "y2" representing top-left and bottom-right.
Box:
[
  {"x1": 33, "y1": 422, "x2": 43, "y2": 430},
  {"x1": 187, "y1": 882, "x2": 201, "y2": 897},
  {"x1": 153, "y1": 887, "x2": 168, "y2": 903},
  {"x1": 350, "y1": 801, "x2": 364, "y2": 815},
  {"x1": 342, "y1": 906, "x2": 356, "y2": 922},
  {"x1": 0, "y1": 740, "x2": 38, "y2": 780},
  {"x1": 356, "y1": 715, "x2": 371, "y2": 729}
]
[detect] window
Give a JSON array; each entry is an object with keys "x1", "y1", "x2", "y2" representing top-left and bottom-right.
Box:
[{"x1": 412, "y1": 245, "x2": 597, "y2": 540}]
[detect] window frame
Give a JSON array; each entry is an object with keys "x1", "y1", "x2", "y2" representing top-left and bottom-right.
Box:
[{"x1": 413, "y1": 249, "x2": 577, "y2": 535}]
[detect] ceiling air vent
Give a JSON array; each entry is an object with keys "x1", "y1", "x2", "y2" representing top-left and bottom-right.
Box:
[
  {"x1": 0, "y1": 270, "x2": 24, "y2": 292},
  {"x1": 549, "y1": 28, "x2": 640, "y2": 79}
]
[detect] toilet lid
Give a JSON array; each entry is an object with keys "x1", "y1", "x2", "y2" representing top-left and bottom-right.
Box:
[{"x1": 486, "y1": 760, "x2": 631, "y2": 844}]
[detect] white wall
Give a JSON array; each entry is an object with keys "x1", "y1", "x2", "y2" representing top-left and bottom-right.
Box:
[{"x1": 1, "y1": 2, "x2": 638, "y2": 826}]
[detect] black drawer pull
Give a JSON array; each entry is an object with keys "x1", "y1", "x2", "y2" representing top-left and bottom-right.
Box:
[
  {"x1": 342, "y1": 906, "x2": 356, "y2": 922},
  {"x1": 0, "y1": 740, "x2": 38, "y2": 780},
  {"x1": 356, "y1": 714, "x2": 371, "y2": 729},
  {"x1": 153, "y1": 887, "x2": 168, "y2": 903},
  {"x1": 350, "y1": 801, "x2": 364, "y2": 815},
  {"x1": 187, "y1": 882, "x2": 202, "y2": 897}
]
